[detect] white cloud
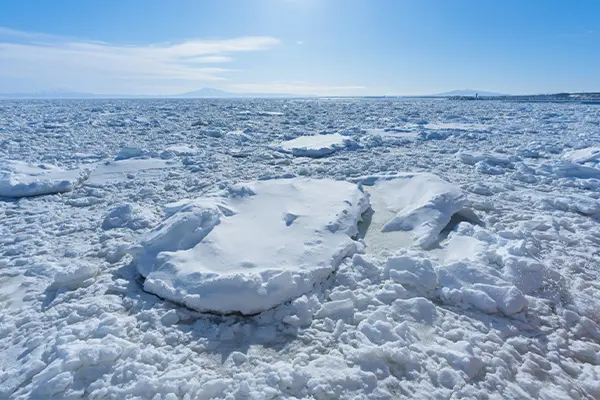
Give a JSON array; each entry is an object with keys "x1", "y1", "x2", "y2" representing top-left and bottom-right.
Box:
[
  {"x1": 0, "y1": 27, "x2": 280, "y2": 94},
  {"x1": 229, "y1": 83, "x2": 367, "y2": 96}
]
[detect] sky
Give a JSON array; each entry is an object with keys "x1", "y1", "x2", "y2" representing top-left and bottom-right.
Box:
[{"x1": 0, "y1": 0, "x2": 598, "y2": 96}]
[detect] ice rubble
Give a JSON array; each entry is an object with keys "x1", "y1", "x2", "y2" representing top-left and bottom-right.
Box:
[
  {"x1": 280, "y1": 133, "x2": 347, "y2": 157},
  {"x1": 133, "y1": 178, "x2": 370, "y2": 314},
  {"x1": 102, "y1": 204, "x2": 158, "y2": 230},
  {"x1": 0, "y1": 160, "x2": 88, "y2": 198},
  {"x1": 4, "y1": 99, "x2": 600, "y2": 400}
]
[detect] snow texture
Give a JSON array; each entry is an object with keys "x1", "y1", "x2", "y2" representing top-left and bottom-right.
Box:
[
  {"x1": 562, "y1": 146, "x2": 600, "y2": 164},
  {"x1": 134, "y1": 178, "x2": 370, "y2": 314},
  {"x1": 2, "y1": 99, "x2": 600, "y2": 400},
  {"x1": 365, "y1": 173, "x2": 476, "y2": 249},
  {"x1": 281, "y1": 133, "x2": 347, "y2": 157},
  {"x1": 0, "y1": 160, "x2": 88, "y2": 198}
]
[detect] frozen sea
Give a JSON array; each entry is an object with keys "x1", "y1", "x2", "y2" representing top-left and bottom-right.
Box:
[{"x1": 1, "y1": 98, "x2": 600, "y2": 399}]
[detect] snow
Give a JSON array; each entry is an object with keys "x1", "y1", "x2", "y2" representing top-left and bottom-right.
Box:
[
  {"x1": 362, "y1": 173, "x2": 477, "y2": 249},
  {"x1": 134, "y1": 178, "x2": 370, "y2": 314},
  {"x1": 0, "y1": 160, "x2": 88, "y2": 198},
  {"x1": 86, "y1": 158, "x2": 179, "y2": 185},
  {"x1": 364, "y1": 128, "x2": 419, "y2": 138},
  {"x1": 102, "y1": 203, "x2": 158, "y2": 230},
  {"x1": 424, "y1": 122, "x2": 489, "y2": 131},
  {"x1": 2, "y1": 98, "x2": 600, "y2": 399},
  {"x1": 281, "y1": 133, "x2": 347, "y2": 157},
  {"x1": 562, "y1": 146, "x2": 600, "y2": 164}
]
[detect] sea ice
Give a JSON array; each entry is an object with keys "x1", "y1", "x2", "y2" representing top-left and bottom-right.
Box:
[
  {"x1": 562, "y1": 147, "x2": 600, "y2": 164},
  {"x1": 133, "y1": 178, "x2": 370, "y2": 314},
  {"x1": 0, "y1": 160, "x2": 88, "y2": 198},
  {"x1": 86, "y1": 158, "x2": 179, "y2": 185},
  {"x1": 280, "y1": 133, "x2": 347, "y2": 157},
  {"x1": 362, "y1": 173, "x2": 477, "y2": 249}
]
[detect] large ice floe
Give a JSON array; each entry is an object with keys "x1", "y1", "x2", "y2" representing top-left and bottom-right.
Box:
[
  {"x1": 357, "y1": 173, "x2": 479, "y2": 250},
  {"x1": 133, "y1": 178, "x2": 370, "y2": 314},
  {"x1": 280, "y1": 133, "x2": 347, "y2": 157},
  {"x1": 0, "y1": 160, "x2": 88, "y2": 198}
]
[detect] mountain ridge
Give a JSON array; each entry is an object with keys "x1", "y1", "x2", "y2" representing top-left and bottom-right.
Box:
[
  {"x1": 0, "y1": 87, "x2": 307, "y2": 99},
  {"x1": 432, "y1": 89, "x2": 507, "y2": 97}
]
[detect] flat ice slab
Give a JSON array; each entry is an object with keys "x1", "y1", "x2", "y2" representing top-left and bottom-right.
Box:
[
  {"x1": 0, "y1": 160, "x2": 88, "y2": 198},
  {"x1": 361, "y1": 173, "x2": 473, "y2": 249},
  {"x1": 561, "y1": 147, "x2": 600, "y2": 164},
  {"x1": 365, "y1": 128, "x2": 419, "y2": 138},
  {"x1": 134, "y1": 178, "x2": 370, "y2": 315},
  {"x1": 87, "y1": 159, "x2": 178, "y2": 185},
  {"x1": 424, "y1": 122, "x2": 489, "y2": 131},
  {"x1": 281, "y1": 133, "x2": 347, "y2": 157}
]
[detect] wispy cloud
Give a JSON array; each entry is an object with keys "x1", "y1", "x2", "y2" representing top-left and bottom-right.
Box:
[
  {"x1": 229, "y1": 83, "x2": 367, "y2": 96},
  {"x1": 0, "y1": 27, "x2": 280, "y2": 94}
]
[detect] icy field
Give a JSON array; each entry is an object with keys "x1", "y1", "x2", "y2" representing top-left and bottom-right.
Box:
[{"x1": 1, "y1": 98, "x2": 600, "y2": 399}]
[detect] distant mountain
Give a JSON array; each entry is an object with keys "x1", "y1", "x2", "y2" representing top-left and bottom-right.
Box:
[
  {"x1": 173, "y1": 88, "x2": 302, "y2": 98},
  {"x1": 0, "y1": 87, "x2": 306, "y2": 99},
  {"x1": 433, "y1": 89, "x2": 507, "y2": 97}
]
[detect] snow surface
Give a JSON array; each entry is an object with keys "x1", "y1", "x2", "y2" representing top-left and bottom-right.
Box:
[
  {"x1": 362, "y1": 173, "x2": 477, "y2": 249},
  {"x1": 280, "y1": 133, "x2": 347, "y2": 157},
  {"x1": 2, "y1": 98, "x2": 600, "y2": 399},
  {"x1": 424, "y1": 122, "x2": 489, "y2": 131},
  {"x1": 134, "y1": 178, "x2": 370, "y2": 314},
  {"x1": 562, "y1": 146, "x2": 600, "y2": 164},
  {"x1": 0, "y1": 160, "x2": 88, "y2": 198}
]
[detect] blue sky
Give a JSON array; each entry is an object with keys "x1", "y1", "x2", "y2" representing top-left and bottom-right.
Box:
[{"x1": 0, "y1": 0, "x2": 598, "y2": 95}]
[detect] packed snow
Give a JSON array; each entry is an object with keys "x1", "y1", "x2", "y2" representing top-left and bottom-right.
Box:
[
  {"x1": 562, "y1": 146, "x2": 600, "y2": 164},
  {"x1": 2, "y1": 98, "x2": 600, "y2": 399},
  {"x1": 280, "y1": 133, "x2": 347, "y2": 157},
  {"x1": 134, "y1": 178, "x2": 369, "y2": 314},
  {"x1": 0, "y1": 160, "x2": 88, "y2": 198}
]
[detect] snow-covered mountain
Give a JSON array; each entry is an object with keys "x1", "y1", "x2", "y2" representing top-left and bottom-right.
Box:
[
  {"x1": 0, "y1": 87, "x2": 305, "y2": 99},
  {"x1": 433, "y1": 89, "x2": 507, "y2": 97}
]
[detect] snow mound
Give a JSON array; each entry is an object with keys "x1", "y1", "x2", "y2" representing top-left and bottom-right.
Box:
[
  {"x1": 366, "y1": 173, "x2": 477, "y2": 249},
  {"x1": 102, "y1": 204, "x2": 158, "y2": 230},
  {"x1": 114, "y1": 147, "x2": 147, "y2": 160},
  {"x1": 458, "y1": 152, "x2": 517, "y2": 167},
  {"x1": 562, "y1": 147, "x2": 600, "y2": 164},
  {"x1": 133, "y1": 178, "x2": 370, "y2": 314},
  {"x1": 281, "y1": 133, "x2": 347, "y2": 157},
  {"x1": 163, "y1": 145, "x2": 197, "y2": 157},
  {"x1": 49, "y1": 262, "x2": 98, "y2": 290},
  {"x1": 545, "y1": 161, "x2": 600, "y2": 180},
  {"x1": 0, "y1": 160, "x2": 89, "y2": 198}
]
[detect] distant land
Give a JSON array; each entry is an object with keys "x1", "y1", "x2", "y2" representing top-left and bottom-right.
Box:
[
  {"x1": 0, "y1": 88, "x2": 305, "y2": 99},
  {"x1": 1, "y1": 88, "x2": 599, "y2": 102},
  {"x1": 432, "y1": 89, "x2": 507, "y2": 97}
]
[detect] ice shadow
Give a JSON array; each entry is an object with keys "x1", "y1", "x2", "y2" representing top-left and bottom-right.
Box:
[
  {"x1": 110, "y1": 262, "x2": 302, "y2": 363},
  {"x1": 355, "y1": 207, "x2": 374, "y2": 240}
]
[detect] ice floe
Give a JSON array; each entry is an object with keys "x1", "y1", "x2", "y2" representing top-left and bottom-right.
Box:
[
  {"x1": 133, "y1": 178, "x2": 369, "y2": 314},
  {"x1": 281, "y1": 133, "x2": 347, "y2": 157},
  {"x1": 562, "y1": 146, "x2": 600, "y2": 164},
  {"x1": 0, "y1": 160, "x2": 88, "y2": 198},
  {"x1": 360, "y1": 173, "x2": 479, "y2": 249}
]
